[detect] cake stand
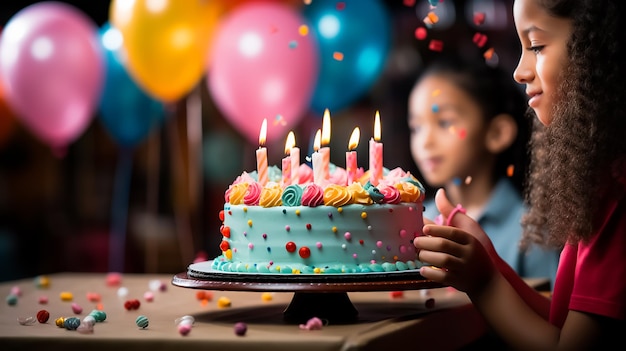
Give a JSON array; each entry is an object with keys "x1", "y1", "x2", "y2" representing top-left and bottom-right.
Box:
[{"x1": 172, "y1": 261, "x2": 442, "y2": 324}]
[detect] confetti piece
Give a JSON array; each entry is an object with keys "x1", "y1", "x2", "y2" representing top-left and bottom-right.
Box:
[
  {"x1": 474, "y1": 12, "x2": 486, "y2": 26},
  {"x1": 403, "y1": 0, "x2": 416, "y2": 6},
  {"x1": 415, "y1": 27, "x2": 427, "y2": 40},
  {"x1": 298, "y1": 25, "x2": 309, "y2": 36},
  {"x1": 484, "y1": 47, "x2": 495, "y2": 60},
  {"x1": 427, "y1": 12, "x2": 439, "y2": 25},
  {"x1": 336, "y1": 2, "x2": 345, "y2": 11},
  {"x1": 333, "y1": 52, "x2": 344, "y2": 61},
  {"x1": 473, "y1": 33, "x2": 488, "y2": 48},
  {"x1": 507, "y1": 164, "x2": 515, "y2": 177},
  {"x1": 428, "y1": 0, "x2": 440, "y2": 7},
  {"x1": 431, "y1": 104, "x2": 439, "y2": 113},
  {"x1": 428, "y1": 40, "x2": 443, "y2": 52},
  {"x1": 288, "y1": 40, "x2": 298, "y2": 49},
  {"x1": 458, "y1": 128, "x2": 467, "y2": 139},
  {"x1": 432, "y1": 89, "x2": 441, "y2": 97},
  {"x1": 452, "y1": 177, "x2": 462, "y2": 186},
  {"x1": 464, "y1": 176, "x2": 472, "y2": 185}
]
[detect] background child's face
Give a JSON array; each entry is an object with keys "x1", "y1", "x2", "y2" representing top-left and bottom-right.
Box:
[{"x1": 408, "y1": 74, "x2": 492, "y2": 187}]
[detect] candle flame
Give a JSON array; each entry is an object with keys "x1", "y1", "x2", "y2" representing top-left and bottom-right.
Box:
[
  {"x1": 313, "y1": 129, "x2": 321, "y2": 152},
  {"x1": 374, "y1": 111, "x2": 381, "y2": 141},
  {"x1": 259, "y1": 118, "x2": 267, "y2": 146},
  {"x1": 285, "y1": 131, "x2": 296, "y2": 155},
  {"x1": 321, "y1": 108, "x2": 331, "y2": 146},
  {"x1": 348, "y1": 127, "x2": 360, "y2": 150}
]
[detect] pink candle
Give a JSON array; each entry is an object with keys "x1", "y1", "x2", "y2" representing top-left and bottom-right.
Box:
[
  {"x1": 369, "y1": 111, "x2": 383, "y2": 186},
  {"x1": 312, "y1": 129, "x2": 324, "y2": 185},
  {"x1": 256, "y1": 118, "x2": 268, "y2": 186},
  {"x1": 319, "y1": 109, "x2": 331, "y2": 181},
  {"x1": 346, "y1": 127, "x2": 360, "y2": 184}
]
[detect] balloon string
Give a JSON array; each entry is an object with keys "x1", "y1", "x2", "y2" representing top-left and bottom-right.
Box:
[{"x1": 108, "y1": 148, "x2": 133, "y2": 273}]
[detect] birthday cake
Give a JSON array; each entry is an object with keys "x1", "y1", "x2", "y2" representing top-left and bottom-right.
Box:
[{"x1": 210, "y1": 164, "x2": 426, "y2": 274}]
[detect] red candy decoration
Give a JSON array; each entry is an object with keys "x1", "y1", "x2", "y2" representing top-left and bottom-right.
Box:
[
  {"x1": 219, "y1": 210, "x2": 224, "y2": 221},
  {"x1": 305, "y1": 223, "x2": 312, "y2": 230},
  {"x1": 298, "y1": 247, "x2": 311, "y2": 259},
  {"x1": 37, "y1": 310, "x2": 50, "y2": 323},
  {"x1": 473, "y1": 12, "x2": 486, "y2": 26},
  {"x1": 285, "y1": 241, "x2": 296, "y2": 253},
  {"x1": 220, "y1": 225, "x2": 231, "y2": 238},
  {"x1": 219, "y1": 241, "x2": 230, "y2": 251}
]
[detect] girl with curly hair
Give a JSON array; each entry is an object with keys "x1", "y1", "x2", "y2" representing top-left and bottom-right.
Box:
[{"x1": 414, "y1": 0, "x2": 626, "y2": 348}]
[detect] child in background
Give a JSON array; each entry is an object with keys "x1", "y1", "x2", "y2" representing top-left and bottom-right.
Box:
[
  {"x1": 414, "y1": 0, "x2": 626, "y2": 349},
  {"x1": 408, "y1": 55, "x2": 559, "y2": 283}
]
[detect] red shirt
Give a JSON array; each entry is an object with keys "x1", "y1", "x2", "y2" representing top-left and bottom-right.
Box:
[{"x1": 549, "y1": 160, "x2": 626, "y2": 327}]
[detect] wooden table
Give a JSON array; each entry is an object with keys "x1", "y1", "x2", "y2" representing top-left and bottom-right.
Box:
[{"x1": 1, "y1": 272, "x2": 544, "y2": 350}]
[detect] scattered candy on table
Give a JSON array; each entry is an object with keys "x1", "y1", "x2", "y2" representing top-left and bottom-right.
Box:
[
  {"x1": 135, "y1": 315, "x2": 149, "y2": 329},
  {"x1": 82, "y1": 315, "x2": 96, "y2": 327},
  {"x1": 106, "y1": 272, "x2": 122, "y2": 286},
  {"x1": 233, "y1": 322, "x2": 247, "y2": 336},
  {"x1": 260, "y1": 292, "x2": 273, "y2": 302},
  {"x1": 124, "y1": 299, "x2": 141, "y2": 310},
  {"x1": 425, "y1": 298, "x2": 436, "y2": 309},
  {"x1": 149, "y1": 279, "x2": 167, "y2": 292},
  {"x1": 196, "y1": 290, "x2": 213, "y2": 301},
  {"x1": 34, "y1": 275, "x2": 50, "y2": 289},
  {"x1": 6, "y1": 294, "x2": 18, "y2": 306},
  {"x1": 299, "y1": 317, "x2": 323, "y2": 330},
  {"x1": 86, "y1": 292, "x2": 101, "y2": 303},
  {"x1": 36, "y1": 310, "x2": 50, "y2": 323},
  {"x1": 117, "y1": 287, "x2": 129, "y2": 298},
  {"x1": 88, "y1": 309, "x2": 107, "y2": 322},
  {"x1": 143, "y1": 291, "x2": 154, "y2": 302},
  {"x1": 389, "y1": 291, "x2": 404, "y2": 299},
  {"x1": 59, "y1": 291, "x2": 73, "y2": 301},
  {"x1": 38, "y1": 295, "x2": 48, "y2": 304},
  {"x1": 71, "y1": 302, "x2": 83, "y2": 314},
  {"x1": 63, "y1": 317, "x2": 80, "y2": 330},
  {"x1": 217, "y1": 296, "x2": 231, "y2": 308},
  {"x1": 176, "y1": 315, "x2": 195, "y2": 336},
  {"x1": 55, "y1": 317, "x2": 65, "y2": 327},
  {"x1": 17, "y1": 316, "x2": 36, "y2": 326},
  {"x1": 178, "y1": 323, "x2": 192, "y2": 336},
  {"x1": 10, "y1": 286, "x2": 22, "y2": 296}
]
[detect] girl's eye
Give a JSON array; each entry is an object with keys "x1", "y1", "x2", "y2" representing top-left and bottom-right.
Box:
[
  {"x1": 528, "y1": 45, "x2": 544, "y2": 54},
  {"x1": 438, "y1": 119, "x2": 453, "y2": 129},
  {"x1": 409, "y1": 125, "x2": 421, "y2": 135}
]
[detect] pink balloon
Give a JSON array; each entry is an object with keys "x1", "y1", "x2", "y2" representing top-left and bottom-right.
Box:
[
  {"x1": 0, "y1": 2, "x2": 103, "y2": 149},
  {"x1": 208, "y1": 3, "x2": 318, "y2": 144}
]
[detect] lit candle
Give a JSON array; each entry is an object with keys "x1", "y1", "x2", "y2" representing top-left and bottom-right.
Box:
[
  {"x1": 320, "y1": 108, "x2": 331, "y2": 181},
  {"x1": 312, "y1": 129, "x2": 323, "y2": 185},
  {"x1": 346, "y1": 127, "x2": 360, "y2": 184},
  {"x1": 256, "y1": 118, "x2": 268, "y2": 186},
  {"x1": 369, "y1": 111, "x2": 383, "y2": 186},
  {"x1": 288, "y1": 131, "x2": 300, "y2": 185},
  {"x1": 282, "y1": 132, "x2": 295, "y2": 186}
]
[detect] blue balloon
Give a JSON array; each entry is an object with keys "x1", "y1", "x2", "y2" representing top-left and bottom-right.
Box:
[
  {"x1": 303, "y1": 0, "x2": 391, "y2": 113},
  {"x1": 97, "y1": 23, "x2": 165, "y2": 148}
]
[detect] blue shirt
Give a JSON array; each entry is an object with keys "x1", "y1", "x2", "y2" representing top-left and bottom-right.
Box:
[{"x1": 423, "y1": 179, "x2": 559, "y2": 285}]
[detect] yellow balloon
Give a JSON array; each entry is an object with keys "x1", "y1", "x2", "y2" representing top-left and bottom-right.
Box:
[{"x1": 110, "y1": 0, "x2": 222, "y2": 102}]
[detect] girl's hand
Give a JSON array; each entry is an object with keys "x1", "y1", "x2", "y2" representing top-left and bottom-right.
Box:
[{"x1": 414, "y1": 189, "x2": 498, "y2": 295}]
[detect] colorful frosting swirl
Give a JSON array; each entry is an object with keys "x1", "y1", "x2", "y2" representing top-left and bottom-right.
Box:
[{"x1": 281, "y1": 184, "x2": 303, "y2": 207}]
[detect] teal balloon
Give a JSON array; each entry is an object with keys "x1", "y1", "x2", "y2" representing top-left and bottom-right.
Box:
[
  {"x1": 303, "y1": 0, "x2": 391, "y2": 113},
  {"x1": 98, "y1": 23, "x2": 165, "y2": 147}
]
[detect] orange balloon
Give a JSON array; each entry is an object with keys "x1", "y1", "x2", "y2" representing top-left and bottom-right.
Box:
[{"x1": 110, "y1": 0, "x2": 222, "y2": 102}]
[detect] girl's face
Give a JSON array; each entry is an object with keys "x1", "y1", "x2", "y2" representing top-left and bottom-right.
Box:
[
  {"x1": 513, "y1": 0, "x2": 572, "y2": 126},
  {"x1": 408, "y1": 75, "x2": 490, "y2": 187}
]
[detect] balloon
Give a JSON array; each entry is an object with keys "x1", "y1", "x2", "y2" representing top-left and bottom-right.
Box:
[
  {"x1": 208, "y1": 3, "x2": 319, "y2": 144},
  {"x1": 110, "y1": 0, "x2": 222, "y2": 102},
  {"x1": 0, "y1": 2, "x2": 104, "y2": 149},
  {"x1": 303, "y1": 0, "x2": 391, "y2": 113},
  {"x1": 98, "y1": 24, "x2": 166, "y2": 148}
]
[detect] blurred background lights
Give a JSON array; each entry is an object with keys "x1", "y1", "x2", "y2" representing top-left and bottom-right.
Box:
[
  {"x1": 357, "y1": 47, "x2": 380, "y2": 77},
  {"x1": 102, "y1": 27, "x2": 123, "y2": 52},
  {"x1": 112, "y1": 0, "x2": 136, "y2": 26},
  {"x1": 238, "y1": 32, "x2": 262, "y2": 57},
  {"x1": 31, "y1": 36, "x2": 53, "y2": 61},
  {"x1": 318, "y1": 14, "x2": 339, "y2": 39},
  {"x1": 146, "y1": 0, "x2": 167, "y2": 14}
]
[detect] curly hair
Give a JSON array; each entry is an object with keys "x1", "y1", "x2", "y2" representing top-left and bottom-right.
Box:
[{"x1": 521, "y1": 0, "x2": 626, "y2": 248}]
